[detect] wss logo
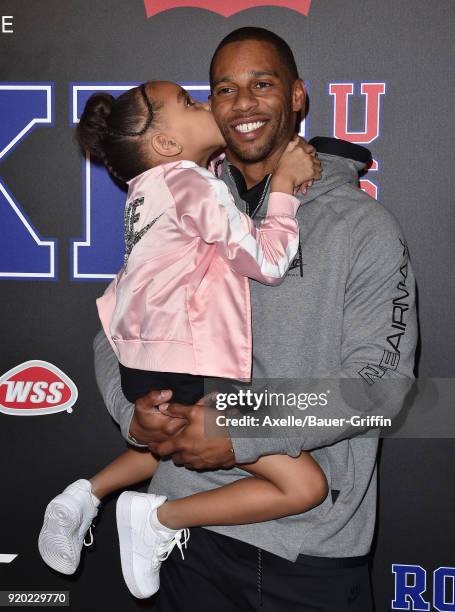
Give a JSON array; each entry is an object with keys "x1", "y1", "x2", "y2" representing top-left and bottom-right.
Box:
[
  {"x1": 0, "y1": 360, "x2": 78, "y2": 416},
  {"x1": 144, "y1": 0, "x2": 312, "y2": 19}
]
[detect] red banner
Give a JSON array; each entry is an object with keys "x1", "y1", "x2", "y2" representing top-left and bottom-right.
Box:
[{"x1": 144, "y1": 0, "x2": 311, "y2": 19}]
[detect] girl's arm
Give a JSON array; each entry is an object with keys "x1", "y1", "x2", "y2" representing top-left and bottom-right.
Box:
[
  {"x1": 90, "y1": 447, "x2": 158, "y2": 500},
  {"x1": 168, "y1": 166, "x2": 300, "y2": 286}
]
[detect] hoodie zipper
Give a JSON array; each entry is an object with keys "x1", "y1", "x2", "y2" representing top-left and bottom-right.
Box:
[{"x1": 223, "y1": 158, "x2": 270, "y2": 609}]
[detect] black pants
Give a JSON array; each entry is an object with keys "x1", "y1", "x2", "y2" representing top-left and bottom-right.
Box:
[{"x1": 155, "y1": 527, "x2": 373, "y2": 612}]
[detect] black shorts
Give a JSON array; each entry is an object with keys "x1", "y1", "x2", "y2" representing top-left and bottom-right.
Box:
[{"x1": 119, "y1": 363, "x2": 204, "y2": 405}]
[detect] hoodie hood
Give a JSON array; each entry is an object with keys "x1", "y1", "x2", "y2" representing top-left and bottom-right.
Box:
[
  {"x1": 298, "y1": 153, "x2": 367, "y2": 205},
  {"x1": 300, "y1": 136, "x2": 371, "y2": 204}
]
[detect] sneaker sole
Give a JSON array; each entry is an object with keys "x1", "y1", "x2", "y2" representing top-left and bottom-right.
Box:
[
  {"x1": 116, "y1": 492, "x2": 157, "y2": 599},
  {"x1": 38, "y1": 494, "x2": 83, "y2": 575}
]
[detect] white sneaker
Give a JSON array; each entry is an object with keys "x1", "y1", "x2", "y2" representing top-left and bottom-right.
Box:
[
  {"x1": 38, "y1": 479, "x2": 99, "y2": 575},
  {"x1": 116, "y1": 491, "x2": 189, "y2": 599}
]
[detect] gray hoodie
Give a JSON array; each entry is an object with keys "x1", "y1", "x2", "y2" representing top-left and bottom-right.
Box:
[{"x1": 93, "y1": 139, "x2": 417, "y2": 562}]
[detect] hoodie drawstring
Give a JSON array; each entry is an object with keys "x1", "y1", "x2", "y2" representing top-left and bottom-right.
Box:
[{"x1": 257, "y1": 547, "x2": 263, "y2": 608}]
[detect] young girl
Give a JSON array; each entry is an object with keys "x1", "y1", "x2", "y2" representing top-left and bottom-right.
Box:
[{"x1": 38, "y1": 81, "x2": 325, "y2": 598}]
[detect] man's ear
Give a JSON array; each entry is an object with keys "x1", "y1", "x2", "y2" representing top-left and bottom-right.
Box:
[
  {"x1": 151, "y1": 133, "x2": 183, "y2": 157},
  {"x1": 292, "y1": 79, "x2": 306, "y2": 113}
]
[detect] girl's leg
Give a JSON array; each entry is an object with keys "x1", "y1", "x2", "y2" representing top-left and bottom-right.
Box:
[
  {"x1": 38, "y1": 448, "x2": 158, "y2": 575},
  {"x1": 90, "y1": 447, "x2": 158, "y2": 500},
  {"x1": 157, "y1": 451, "x2": 328, "y2": 529}
]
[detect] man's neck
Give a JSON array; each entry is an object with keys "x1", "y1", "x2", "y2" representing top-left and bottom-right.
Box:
[{"x1": 225, "y1": 144, "x2": 287, "y2": 190}]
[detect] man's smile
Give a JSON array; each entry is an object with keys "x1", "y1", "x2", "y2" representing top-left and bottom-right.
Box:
[
  {"x1": 235, "y1": 121, "x2": 266, "y2": 134},
  {"x1": 228, "y1": 116, "x2": 270, "y2": 140}
]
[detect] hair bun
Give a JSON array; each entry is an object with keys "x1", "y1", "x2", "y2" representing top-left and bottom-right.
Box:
[{"x1": 75, "y1": 92, "x2": 115, "y2": 160}]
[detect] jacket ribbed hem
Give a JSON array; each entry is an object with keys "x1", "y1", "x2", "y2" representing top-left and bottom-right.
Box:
[{"x1": 114, "y1": 339, "x2": 250, "y2": 380}]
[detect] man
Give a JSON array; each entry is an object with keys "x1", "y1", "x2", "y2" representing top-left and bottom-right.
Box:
[{"x1": 94, "y1": 28, "x2": 417, "y2": 611}]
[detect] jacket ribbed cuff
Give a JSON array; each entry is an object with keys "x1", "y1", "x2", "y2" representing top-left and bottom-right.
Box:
[{"x1": 267, "y1": 192, "x2": 300, "y2": 217}]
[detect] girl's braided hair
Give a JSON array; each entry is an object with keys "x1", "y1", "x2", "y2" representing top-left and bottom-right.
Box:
[{"x1": 75, "y1": 83, "x2": 160, "y2": 184}]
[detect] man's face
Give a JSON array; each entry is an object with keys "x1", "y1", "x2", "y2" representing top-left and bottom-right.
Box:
[{"x1": 209, "y1": 39, "x2": 304, "y2": 163}]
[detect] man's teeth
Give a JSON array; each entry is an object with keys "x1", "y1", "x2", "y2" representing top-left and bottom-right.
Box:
[{"x1": 234, "y1": 121, "x2": 265, "y2": 133}]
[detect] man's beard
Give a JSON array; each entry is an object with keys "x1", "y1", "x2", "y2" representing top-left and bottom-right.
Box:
[{"x1": 221, "y1": 107, "x2": 292, "y2": 164}]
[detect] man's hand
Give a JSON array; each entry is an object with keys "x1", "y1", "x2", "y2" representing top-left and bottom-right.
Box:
[
  {"x1": 129, "y1": 389, "x2": 188, "y2": 444},
  {"x1": 148, "y1": 399, "x2": 236, "y2": 470}
]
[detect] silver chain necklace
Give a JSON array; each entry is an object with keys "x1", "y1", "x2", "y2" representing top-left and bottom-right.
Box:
[{"x1": 226, "y1": 164, "x2": 272, "y2": 219}]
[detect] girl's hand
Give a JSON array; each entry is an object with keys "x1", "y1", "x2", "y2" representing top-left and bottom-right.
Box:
[{"x1": 271, "y1": 136, "x2": 322, "y2": 195}]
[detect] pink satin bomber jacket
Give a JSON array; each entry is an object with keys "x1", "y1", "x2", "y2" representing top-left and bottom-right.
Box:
[{"x1": 96, "y1": 159, "x2": 300, "y2": 380}]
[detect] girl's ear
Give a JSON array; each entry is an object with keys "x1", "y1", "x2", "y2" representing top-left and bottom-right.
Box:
[{"x1": 151, "y1": 133, "x2": 183, "y2": 157}]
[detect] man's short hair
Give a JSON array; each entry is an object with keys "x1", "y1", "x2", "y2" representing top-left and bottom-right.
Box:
[{"x1": 209, "y1": 27, "x2": 300, "y2": 88}]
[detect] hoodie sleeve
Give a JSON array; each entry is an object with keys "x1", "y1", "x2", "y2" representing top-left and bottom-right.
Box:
[
  {"x1": 232, "y1": 202, "x2": 418, "y2": 462},
  {"x1": 166, "y1": 166, "x2": 300, "y2": 286},
  {"x1": 92, "y1": 328, "x2": 146, "y2": 447}
]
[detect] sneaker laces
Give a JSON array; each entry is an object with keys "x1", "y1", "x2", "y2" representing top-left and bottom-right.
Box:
[
  {"x1": 157, "y1": 528, "x2": 190, "y2": 562},
  {"x1": 83, "y1": 524, "x2": 95, "y2": 547}
]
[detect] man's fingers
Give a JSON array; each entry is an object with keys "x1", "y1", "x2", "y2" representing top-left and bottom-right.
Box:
[
  {"x1": 163, "y1": 402, "x2": 192, "y2": 419},
  {"x1": 132, "y1": 407, "x2": 187, "y2": 445},
  {"x1": 162, "y1": 416, "x2": 187, "y2": 436},
  {"x1": 137, "y1": 388, "x2": 173, "y2": 410},
  {"x1": 148, "y1": 440, "x2": 177, "y2": 457}
]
